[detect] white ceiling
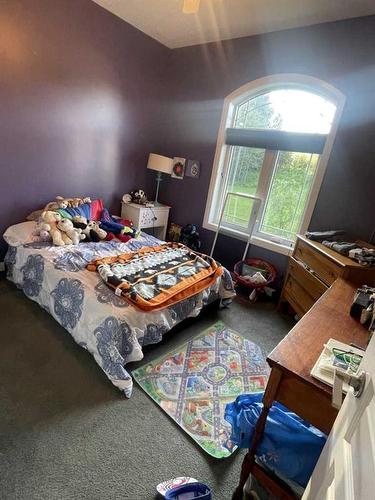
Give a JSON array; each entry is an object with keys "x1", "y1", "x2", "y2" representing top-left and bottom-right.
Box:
[{"x1": 93, "y1": 0, "x2": 375, "y2": 49}]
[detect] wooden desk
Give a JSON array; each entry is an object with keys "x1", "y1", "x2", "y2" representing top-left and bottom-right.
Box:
[{"x1": 233, "y1": 279, "x2": 369, "y2": 499}]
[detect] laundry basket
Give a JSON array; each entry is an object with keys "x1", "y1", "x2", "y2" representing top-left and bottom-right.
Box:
[{"x1": 233, "y1": 258, "x2": 277, "y2": 299}]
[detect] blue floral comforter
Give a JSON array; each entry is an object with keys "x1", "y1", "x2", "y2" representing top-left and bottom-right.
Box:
[{"x1": 4, "y1": 233, "x2": 235, "y2": 397}]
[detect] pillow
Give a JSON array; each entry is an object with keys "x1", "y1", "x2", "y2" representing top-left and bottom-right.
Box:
[{"x1": 3, "y1": 221, "x2": 43, "y2": 247}]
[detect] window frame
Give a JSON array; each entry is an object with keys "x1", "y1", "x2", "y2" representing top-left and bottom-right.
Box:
[{"x1": 203, "y1": 74, "x2": 346, "y2": 256}]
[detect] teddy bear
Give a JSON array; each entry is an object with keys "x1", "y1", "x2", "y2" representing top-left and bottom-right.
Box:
[
  {"x1": 33, "y1": 221, "x2": 52, "y2": 242},
  {"x1": 43, "y1": 195, "x2": 93, "y2": 212},
  {"x1": 40, "y1": 211, "x2": 71, "y2": 246},
  {"x1": 87, "y1": 221, "x2": 107, "y2": 242},
  {"x1": 43, "y1": 196, "x2": 69, "y2": 211},
  {"x1": 72, "y1": 215, "x2": 88, "y2": 230},
  {"x1": 57, "y1": 218, "x2": 85, "y2": 245},
  {"x1": 47, "y1": 196, "x2": 92, "y2": 210},
  {"x1": 71, "y1": 216, "x2": 107, "y2": 242},
  {"x1": 130, "y1": 189, "x2": 150, "y2": 206},
  {"x1": 56, "y1": 196, "x2": 82, "y2": 209}
]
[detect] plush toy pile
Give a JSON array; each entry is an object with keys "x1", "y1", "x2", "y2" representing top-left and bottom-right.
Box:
[{"x1": 34, "y1": 196, "x2": 138, "y2": 246}]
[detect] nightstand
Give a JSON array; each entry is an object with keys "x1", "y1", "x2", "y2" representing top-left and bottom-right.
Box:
[{"x1": 121, "y1": 202, "x2": 170, "y2": 241}]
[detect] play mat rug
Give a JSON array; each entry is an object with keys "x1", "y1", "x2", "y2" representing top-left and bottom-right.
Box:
[{"x1": 132, "y1": 321, "x2": 269, "y2": 458}]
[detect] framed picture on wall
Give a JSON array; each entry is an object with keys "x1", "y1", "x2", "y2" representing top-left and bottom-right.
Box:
[
  {"x1": 171, "y1": 157, "x2": 186, "y2": 180},
  {"x1": 185, "y1": 159, "x2": 201, "y2": 179}
]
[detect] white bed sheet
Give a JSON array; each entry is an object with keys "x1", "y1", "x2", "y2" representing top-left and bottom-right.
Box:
[{"x1": 5, "y1": 234, "x2": 234, "y2": 397}]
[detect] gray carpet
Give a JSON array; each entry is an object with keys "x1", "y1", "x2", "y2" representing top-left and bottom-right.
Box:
[{"x1": 0, "y1": 276, "x2": 294, "y2": 500}]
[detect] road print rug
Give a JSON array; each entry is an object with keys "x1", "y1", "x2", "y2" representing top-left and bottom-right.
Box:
[{"x1": 132, "y1": 321, "x2": 269, "y2": 458}]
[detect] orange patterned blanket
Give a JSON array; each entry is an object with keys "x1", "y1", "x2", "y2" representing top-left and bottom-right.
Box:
[{"x1": 87, "y1": 243, "x2": 223, "y2": 311}]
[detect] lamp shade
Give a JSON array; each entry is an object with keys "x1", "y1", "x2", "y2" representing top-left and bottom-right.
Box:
[{"x1": 147, "y1": 153, "x2": 173, "y2": 175}]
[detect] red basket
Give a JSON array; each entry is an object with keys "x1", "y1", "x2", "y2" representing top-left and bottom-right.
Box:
[{"x1": 233, "y1": 258, "x2": 277, "y2": 289}]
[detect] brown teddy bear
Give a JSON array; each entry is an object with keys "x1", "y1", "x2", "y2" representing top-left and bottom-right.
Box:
[{"x1": 44, "y1": 196, "x2": 92, "y2": 211}]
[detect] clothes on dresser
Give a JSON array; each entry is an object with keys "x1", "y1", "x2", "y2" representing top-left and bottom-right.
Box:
[
  {"x1": 349, "y1": 247, "x2": 375, "y2": 266},
  {"x1": 305, "y1": 229, "x2": 346, "y2": 242},
  {"x1": 322, "y1": 240, "x2": 375, "y2": 266},
  {"x1": 322, "y1": 240, "x2": 358, "y2": 255}
]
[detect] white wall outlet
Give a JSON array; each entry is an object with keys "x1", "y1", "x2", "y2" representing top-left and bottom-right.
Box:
[{"x1": 0, "y1": 261, "x2": 5, "y2": 272}]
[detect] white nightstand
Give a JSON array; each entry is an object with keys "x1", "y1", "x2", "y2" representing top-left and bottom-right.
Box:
[{"x1": 121, "y1": 202, "x2": 171, "y2": 241}]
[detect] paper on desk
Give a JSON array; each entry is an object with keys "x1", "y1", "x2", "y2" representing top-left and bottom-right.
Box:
[{"x1": 310, "y1": 338, "x2": 364, "y2": 392}]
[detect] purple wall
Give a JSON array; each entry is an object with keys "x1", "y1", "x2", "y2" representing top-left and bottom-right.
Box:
[
  {"x1": 0, "y1": 0, "x2": 169, "y2": 256},
  {"x1": 156, "y1": 16, "x2": 375, "y2": 273}
]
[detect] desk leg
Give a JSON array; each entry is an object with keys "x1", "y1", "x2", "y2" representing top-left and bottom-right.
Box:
[{"x1": 232, "y1": 367, "x2": 282, "y2": 500}]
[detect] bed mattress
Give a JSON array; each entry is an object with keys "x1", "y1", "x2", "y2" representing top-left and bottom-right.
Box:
[{"x1": 4, "y1": 234, "x2": 234, "y2": 397}]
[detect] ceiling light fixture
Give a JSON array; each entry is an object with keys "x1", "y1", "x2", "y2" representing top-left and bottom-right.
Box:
[{"x1": 183, "y1": 0, "x2": 200, "y2": 14}]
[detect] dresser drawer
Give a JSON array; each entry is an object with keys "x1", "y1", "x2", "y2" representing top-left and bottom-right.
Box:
[
  {"x1": 293, "y1": 238, "x2": 341, "y2": 285},
  {"x1": 284, "y1": 274, "x2": 316, "y2": 316},
  {"x1": 288, "y1": 257, "x2": 328, "y2": 301}
]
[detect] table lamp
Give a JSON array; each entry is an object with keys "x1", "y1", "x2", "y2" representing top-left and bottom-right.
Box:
[{"x1": 147, "y1": 153, "x2": 173, "y2": 206}]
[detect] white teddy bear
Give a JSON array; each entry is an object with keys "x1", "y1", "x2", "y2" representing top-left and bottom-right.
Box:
[
  {"x1": 57, "y1": 218, "x2": 85, "y2": 245},
  {"x1": 40, "y1": 211, "x2": 71, "y2": 246}
]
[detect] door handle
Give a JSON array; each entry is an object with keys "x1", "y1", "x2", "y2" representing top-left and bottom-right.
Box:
[{"x1": 332, "y1": 370, "x2": 366, "y2": 409}]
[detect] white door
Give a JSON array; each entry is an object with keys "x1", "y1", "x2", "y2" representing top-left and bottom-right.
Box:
[{"x1": 303, "y1": 334, "x2": 375, "y2": 500}]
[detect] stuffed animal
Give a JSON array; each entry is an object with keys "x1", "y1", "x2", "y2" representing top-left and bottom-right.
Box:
[
  {"x1": 130, "y1": 189, "x2": 149, "y2": 206},
  {"x1": 179, "y1": 224, "x2": 201, "y2": 252},
  {"x1": 87, "y1": 221, "x2": 107, "y2": 242},
  {"x1": 33, "y1": 222, "x2": 52, "y2": 242},
  {"x1": 72, "y1": 216, "x2": 107, "y2": 242},
  {"x1": 40, "y1": 211, "x2": 70, "y2": 246},
  {"x1": 56, "y1": 196, "x2": 90, "y2": 208},
  {"x1": 72, "y1": 215, "x2": 88, "y2": 230},
  {"x1": 43, "y1": 195, "x2": 92, "y2": 212},
  {"x1": 57, "y1": 218, "x2": 85, "y2": 245},
  {"x1": 122, "y1": 193, "x2": 132, "y2": 204}
]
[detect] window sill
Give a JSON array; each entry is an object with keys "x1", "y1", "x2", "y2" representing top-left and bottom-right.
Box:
[{"x1": 203, "y1": 221, "x2": 293, "y2": 256}]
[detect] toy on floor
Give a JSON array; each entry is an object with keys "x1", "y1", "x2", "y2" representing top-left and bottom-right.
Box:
[
  {"x1": 159, "y1": 480, "x2": 212, "y2": 500},
  {"x1": 156, "y1": 477, "x2": 200, "y2": 498}
]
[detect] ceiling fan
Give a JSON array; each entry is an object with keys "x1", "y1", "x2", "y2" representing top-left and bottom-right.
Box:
[{"x1": 183, "y1": 0, "x2": 201, "y2": 14}]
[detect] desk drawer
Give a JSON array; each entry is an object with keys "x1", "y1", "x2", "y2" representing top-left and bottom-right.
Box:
[
  {"x1": 284, "y1": 274, "x2": 316, "y2": 315},
  {"x1": 293, "y1": 238, "x2": 341, "y2": 285},
  {"x1": 288, "y1": 257, "x2": 328, "y2": 301}
]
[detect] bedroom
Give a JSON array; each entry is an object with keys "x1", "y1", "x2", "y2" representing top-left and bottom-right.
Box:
[{"x1": 1, "y1": 0, "x2": 375, "y2": 499}]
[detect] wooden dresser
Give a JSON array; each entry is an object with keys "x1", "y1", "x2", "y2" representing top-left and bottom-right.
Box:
[{"x1": 279, "y1": 235, "x2": 375, "y2": 317}]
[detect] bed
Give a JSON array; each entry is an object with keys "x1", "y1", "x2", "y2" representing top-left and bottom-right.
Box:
[{"x1": 4, "y1": 229, "x2": 234, "y2": 397}]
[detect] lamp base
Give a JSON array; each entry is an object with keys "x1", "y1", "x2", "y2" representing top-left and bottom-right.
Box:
[{"x1": 154, "y1": 171, "x2": 163, "y2": 205}]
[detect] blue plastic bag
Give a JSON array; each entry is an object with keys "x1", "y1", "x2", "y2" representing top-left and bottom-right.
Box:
[{"x1": 225, "y1": 392, "x2": 327, "y2": 487}]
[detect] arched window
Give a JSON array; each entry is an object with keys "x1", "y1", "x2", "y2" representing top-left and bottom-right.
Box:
[{"x1": 203, "y1": 75, "x2": 345, "y2": 254}]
